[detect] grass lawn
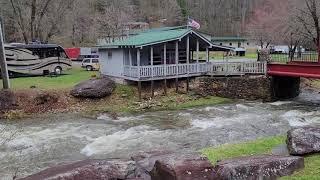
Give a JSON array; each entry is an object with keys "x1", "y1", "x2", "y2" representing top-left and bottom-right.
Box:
[
  {"x1": 198, "y1": 51, "x2": 258, "y2": 60},
  {"x1": 202, "y1": 136, "x2": 320, "y2": 179},
  {"x1": 0, "y1": 68, "x2": 97, "y2": 90}
]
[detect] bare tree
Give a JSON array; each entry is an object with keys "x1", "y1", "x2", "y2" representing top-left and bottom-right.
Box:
[
  {"x1": 97, "y1": 0, "x2": 134, "y2": 43},
  {"x1": 247, "y1": 0, "x2": 293, "y2": 49},
  {"x1": 1, "y1": 0, "x2": 306, "y2": 46},
  {"x1": 296, "y1": 0, "x2": 320, "y2": 61},
  {"x1": 7, "y1": 0, "x2": 74, "y2": 43}
]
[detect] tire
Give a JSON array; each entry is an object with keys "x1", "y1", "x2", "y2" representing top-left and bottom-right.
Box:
[
  {"x1": 86, "y1": 65, "x2": 93, "y2": 71},
  {"x1": 54, "y1": 66, "x2": 62, "y2": 75}
]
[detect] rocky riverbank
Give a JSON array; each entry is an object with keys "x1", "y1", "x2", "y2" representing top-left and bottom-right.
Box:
[
  {"x1": 2, "y1": 77, "x2": 320, "y2": 120},
  {"x1": 22, "y1": 126, "x2": 320, "y2": 180},
  {"x1": 0, "y1": 85, "x2": 231, "y2": 120}
]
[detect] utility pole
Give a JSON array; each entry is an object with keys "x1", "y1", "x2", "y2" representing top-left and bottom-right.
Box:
[
  {"x1": 0, "y1": 12, "x2": 5, "y2": 42},
  {"x1": 0, "y1": 18, "x2": 10, "y2": 89}
]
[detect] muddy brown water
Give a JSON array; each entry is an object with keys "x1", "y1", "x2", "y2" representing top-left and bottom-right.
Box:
[{"x1": 1, "y1": 90, "x2": 320, "y2": 179}]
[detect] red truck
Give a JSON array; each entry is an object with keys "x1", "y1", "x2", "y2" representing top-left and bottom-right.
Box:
[{"x1": 64, "y1": 48, "x2": 81, "y2": 61}]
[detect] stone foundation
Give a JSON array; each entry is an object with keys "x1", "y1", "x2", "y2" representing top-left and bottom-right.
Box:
[{"x1": 191, "y1": 76, "x2": 274, "y2": 101}]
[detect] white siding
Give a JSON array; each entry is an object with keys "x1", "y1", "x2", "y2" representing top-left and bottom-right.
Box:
[{"x1": 99, "y1": 49, "x2": 124, "y2": 77}]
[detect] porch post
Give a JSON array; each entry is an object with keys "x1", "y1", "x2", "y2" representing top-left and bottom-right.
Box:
[
  {"x1": 129, "y1": 49, "x2": 132, "y2": 76},
  {"x1": 206, "y1": 47, "x2": 209, "y2": 62},
  {"x1": 129, "y1": 49, "x2": 132, "y2": 65},
  {"x1": 206, "y1": 47, "x2": 209, "y2": 74},
  {"x1": 175, "y1": 41, "x2": 179, "y2": 93},
  {"x1": 164, "y1": 43, "x2": 167, "y2": 95},
  {"x1": 137, "y1": 48, "x2": 141, "y2": 78},
  {"x1": 151, "y1": 46, "x2": 154, "y2": 98},
  {"x1": 196, "y1": 39, "x2": 199, "y2": 73},
  {"x1": 186, "y1": 35, "x2": 190, "y2": 92},
  {"x1": 137, "y1": 48, "x2": 141, "y2": 100},
  {"x1": 192, "y1": 51, "x2": 194, "y2": 61}
]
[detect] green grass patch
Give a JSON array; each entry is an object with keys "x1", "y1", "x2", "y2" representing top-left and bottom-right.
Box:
[
  {"x1": 114, "y1": 84, "x2": 136, "y2": 99},
  {"x1": 163, "y1": 95, "x2": 231, "y2": 111},
  {"x1": 0, "y1": 68, "x2": 97, "y2": 90},
  {"x1": 202, "y1": 136, "x2": 320, "y2": 179},
  {"x1": 245, "y1": 52, "x2": 258, "y2": 59},
  {"x1": 88, "y1": 92, "x2": 231, "y2": 116},
  {"x1": 197, "y1": 51, "x2": 258, "y2": 60},
  {"x1": 281, "y1": 155, "x2": 320, "y2": 180},
  {"x1": 202, "y1": 136, "x2": 285, "y2": 164}
]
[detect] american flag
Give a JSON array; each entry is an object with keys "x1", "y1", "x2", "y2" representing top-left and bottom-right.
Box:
[{"x1": 187, "y1": 18, "x2": 200, "y2": 29}]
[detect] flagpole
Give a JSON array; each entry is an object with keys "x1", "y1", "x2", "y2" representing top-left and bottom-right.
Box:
[{"x1": 187, "y1": 16, "x2": 190, "y2": 29}]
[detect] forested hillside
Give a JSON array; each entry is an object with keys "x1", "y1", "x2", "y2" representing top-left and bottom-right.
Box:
[{"x1": 0, "y1": 0, "x2": 315, "y2": 48}]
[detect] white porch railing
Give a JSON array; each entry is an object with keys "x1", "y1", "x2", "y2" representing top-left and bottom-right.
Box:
[
  {"x1": 124, "y1": 61, "x2": 267, "y2": 79},
  {"x1": 207, "y1": 61, "x2": 267, "y2": 76}
]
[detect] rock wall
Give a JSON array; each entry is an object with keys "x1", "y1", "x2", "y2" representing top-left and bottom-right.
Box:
[{"x1": 192, "y1": 76, "x2": 274, "y2": 101}]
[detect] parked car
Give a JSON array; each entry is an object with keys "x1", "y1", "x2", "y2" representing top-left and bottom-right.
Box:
[{"x1": 81, "y1": 58, "x2": 100, "y2": 71}]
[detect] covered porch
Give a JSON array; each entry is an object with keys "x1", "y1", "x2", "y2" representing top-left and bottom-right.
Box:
[{"x1": 122, "y1": 32, "x2": 231, "y2": 81}]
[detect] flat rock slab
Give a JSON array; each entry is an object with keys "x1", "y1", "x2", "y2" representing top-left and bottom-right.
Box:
[
  {"x1": 213, "y1": 155, "x2": 304, "y2": 180},
  {"x1": 287, "y1": 126, "x2": 320, "y2": 155},
  {"x1": 150, "y1": 153, "x2": 215, "y2": 180},
  {"x1": 19, "y1": 159, "x2": 140, "y2": 180},
  {"x1": 70, "y1": 77, "x2": 115, "y2": 98}
]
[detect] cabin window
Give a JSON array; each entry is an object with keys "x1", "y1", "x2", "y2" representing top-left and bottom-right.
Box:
[
  {"x1": 247, "y1": 42, "x2": 250, "y2": 46},
  {"x1": 220, "y1": 43, "x2": 223, "y2": 46},
  {"x1": 108, "y1": 51, "x2": 112, "y2": 59},
  {"x1": 92, "y1": 59, "x2": 99, "y2": 63},
  {"x1": 229, "y1": 43, "x2": 233, "y2": 46}
]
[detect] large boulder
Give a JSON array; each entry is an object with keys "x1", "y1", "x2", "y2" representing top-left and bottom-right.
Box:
[
  {"x1": 213, "y1": 155, "x2": 304, "y2": 180},
  {"x1": 150, "y1": 153, "x2": 215, "y2": 180},
  {"x1": 287, "y1": 127, "x2": 320, "y2": 155},
  {"x1": 20, "y1": 159, "x2": 141, "y2": 180},
  {"x1": 0, "y1": 89, "x2": 16, "y2": 112},
  {"x1": 70, "y1": 77, "x2": 115, "y2": 98}
]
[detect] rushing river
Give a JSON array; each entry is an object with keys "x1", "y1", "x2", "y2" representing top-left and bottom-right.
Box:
[{"x1": 1, "y1": 90, "x2": 320, "y2": 179}]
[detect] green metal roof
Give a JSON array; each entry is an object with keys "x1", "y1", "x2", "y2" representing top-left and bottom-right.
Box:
[
  {"x1": 97, "y1": 26, "x2": 235, "y2": 51},
  {"x1": 211, "y1": 37, "x2": 247, "y2": 42},
  {"x1": 98, "y1": 27, "x2": 191, "y2": 48}
]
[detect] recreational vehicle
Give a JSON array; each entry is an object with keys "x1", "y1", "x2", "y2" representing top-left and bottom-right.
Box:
[{"x1": 3, "y1": 44, "x2": 72, "y2": 77}]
